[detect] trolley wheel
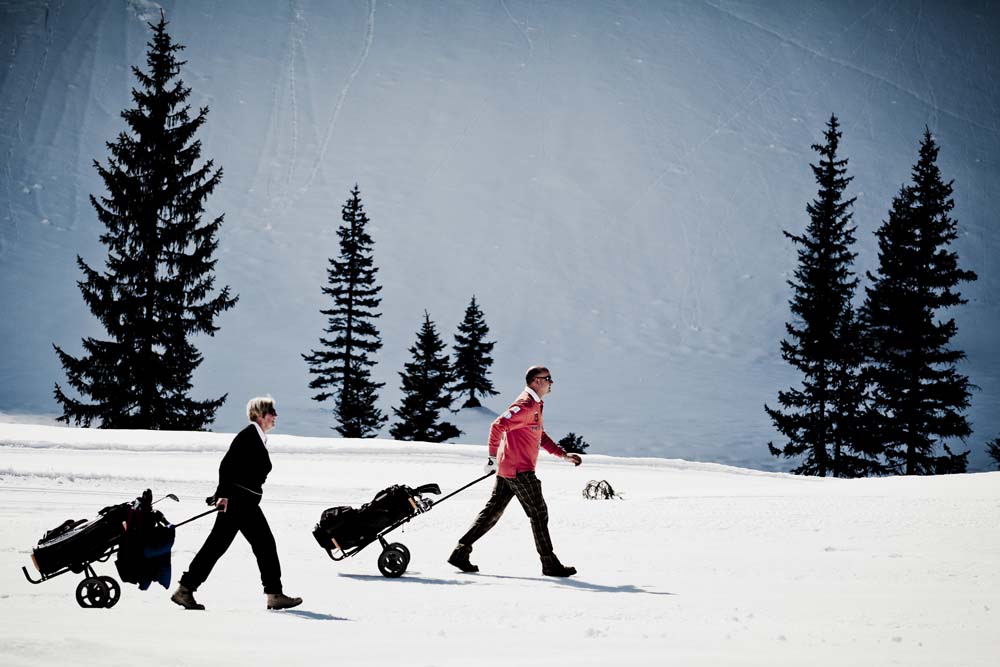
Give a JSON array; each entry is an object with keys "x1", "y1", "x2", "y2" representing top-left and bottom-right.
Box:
[
  {"x1": 377, "y1": 544, "x2": 410, "y2": 578},
  {"x1": 76, "y1": 576, "x2": 110, "y2": 609},
  {"x1": 99, "y1": 576, "x2": 121, "y2": 608},
  {"x1": 385, "y1": 542, "x2": 410, "y2": 562}
]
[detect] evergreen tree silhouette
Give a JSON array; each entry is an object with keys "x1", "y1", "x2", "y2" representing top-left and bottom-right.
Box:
[
  {"x1": 766, "y1": 115, "x2": 873, "y2": 476},
  {"x1": 986, "y1": 436, "x2": 1000, "y2": 471},
  {"x1": 861, "y1": 128, "x2": 976, "y2": 475},
  {"x1": 53, "y1": 12, "x2": 236, "y2": 430},
  {"x1": 452, "y1": 295, "x2": 499, "y2": 408},
  {"x1": 390, "y1": 311, "x2": 461, "y2": 442},
  {"x1": 558, "y1": 432, "x2": 590, "y2": 454},
  {"x1": 303, "y1": 185, "x2": 386, "y2": 437}
]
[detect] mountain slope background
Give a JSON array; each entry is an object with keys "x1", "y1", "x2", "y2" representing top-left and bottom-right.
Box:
[{"x1": 1, "y1": 0, "x2": 997, "y2": 470}]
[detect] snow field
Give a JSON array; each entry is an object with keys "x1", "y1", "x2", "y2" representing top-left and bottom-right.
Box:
[{"x1": 1, "y1": 424, "x2": 997, "y2": 665}]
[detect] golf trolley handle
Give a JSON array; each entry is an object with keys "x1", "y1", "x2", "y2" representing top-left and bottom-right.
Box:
[
  {"x1": 170, "y1": 506, "x2": 221, "y2": 529},
  {"x1": 432, "y1": 471, "x2": 496, "y2": 507}
]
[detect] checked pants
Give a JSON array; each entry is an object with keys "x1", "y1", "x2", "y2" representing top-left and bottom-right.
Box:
[{"x1": 458, "y1": 470, "x2": 557, "y2": 563}]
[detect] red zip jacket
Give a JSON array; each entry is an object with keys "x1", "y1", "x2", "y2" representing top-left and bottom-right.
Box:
[{"x1": 488, "y1": 388, "x2": 568, "y2": 478}]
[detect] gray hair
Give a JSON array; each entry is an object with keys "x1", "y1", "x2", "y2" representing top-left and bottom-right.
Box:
[{"x1": 246, "y1": 396, "x2": 276, "y2": 422}]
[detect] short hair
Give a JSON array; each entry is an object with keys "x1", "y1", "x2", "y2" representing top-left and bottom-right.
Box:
[
  {"x1": 525, "y1": 365, "x2": 549, "y2": 385},
  {"x1": 246, "y1": 396, "x2": 276, "y2": 422}
]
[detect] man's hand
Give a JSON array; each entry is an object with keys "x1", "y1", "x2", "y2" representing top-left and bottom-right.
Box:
[
  {"x1": 483, "y1": 456, "x2": 497, "y2": 475},
  {"x1": 565, "y1": 453, "x2": 582, "y2": 467},
  {"x1": 216, "y1": 497, "x2": 229, "y2": 513}
]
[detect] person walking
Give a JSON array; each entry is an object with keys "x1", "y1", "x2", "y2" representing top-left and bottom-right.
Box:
[
  {"x1": 448, "y1": 365, "x2": 582, "y2": 577},
  {"x1": 171, "y1": 397, "x2": 302, "y2": 610}
]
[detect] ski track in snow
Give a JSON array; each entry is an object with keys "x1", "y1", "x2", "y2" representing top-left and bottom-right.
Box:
[
  {"x1": 499, "y1": 0, "x2": 534, "y2": 65},
  {"x1": 2, "y1": 0, "x2": 62, "y2": 254},
  {"x1": 700, "y1": 0, "x2": 996, "y2": 134},
  {"x1": 260, "y1": 0, "x2": 305, "y2": 214},
  {"x1": 284, "y1": 0, "x2": 305, "y2": 203},
  {"x1": 428, "y1": 0, "x2": 537, "y2": 185},
  {"x1": 299, "y1": 0, "x2": 376, "y2": 197},
  {"x1": 626, "y1": 0, "x2": 906, "y2": 219}
]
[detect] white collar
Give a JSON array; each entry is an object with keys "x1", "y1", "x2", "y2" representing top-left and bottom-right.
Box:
[
  {"x1": 525, "y1": 386, "x2": 542, "y2": 403},
  {"x1": 252, "y1": 421, "x2": 267, "y2": 445}
]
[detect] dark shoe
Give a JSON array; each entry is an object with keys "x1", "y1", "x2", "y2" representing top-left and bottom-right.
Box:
[
  {"x1": 542, "y1": 561, "x2": 577, "y2": 577},
  {"x1": 448, "y1": 545, "x2": 479, "y2": 573},
  {"x1": 171, "y1": 584, "x2": 205, "y2": 610},
  {"x1": 266, "y1": 592, "x2": 303, "y2": 610}
]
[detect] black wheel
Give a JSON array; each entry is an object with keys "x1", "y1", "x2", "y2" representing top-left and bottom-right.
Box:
[
  {"x1": 98, "y1": 576, "x2": 121, "y2": 608},
  {"x1": 75, "y1": 577, "x2": 110, "y2": 609},
  {"x1": 377, "y1": 545, "x2": 410, "y2": 578},
  {"x1": 385, "y1": 542, "x2": 410, "y2": 562}
]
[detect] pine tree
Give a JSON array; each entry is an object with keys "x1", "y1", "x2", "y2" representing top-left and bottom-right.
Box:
[
  {"x1": 303, "y1": 185, "x2": 386, "y2": 438},
  {"x1": 452, "y1": 295, "x2": 499, "y2": 408},
  {"x1": 766, "y1": 115, "x2": 873, "y2": 476},
  {"x1": 558, "y1": 432, "x2": 590, "y2": 454},
  {"x1": 987, "y1": 436, "x2": 1000, "y2": 471},
  {"x1": 861, "y1": 128, "x2": 977, "y2": 475},
  {"x1": 53, "y1": 13, "x2": 236, "y2": 430},
  {"x1": 390, "y1": 311, "x2": 462, "y2": 443}
]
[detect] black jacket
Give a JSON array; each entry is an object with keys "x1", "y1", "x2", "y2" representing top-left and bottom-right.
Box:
[{"x1": 214, "y1": 424, "x2": 273, "y2": 505}]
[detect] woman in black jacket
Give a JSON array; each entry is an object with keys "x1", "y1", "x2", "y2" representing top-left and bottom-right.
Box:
[{"x1": 171, "y1": 397, "x2": 302, "y2": 610}]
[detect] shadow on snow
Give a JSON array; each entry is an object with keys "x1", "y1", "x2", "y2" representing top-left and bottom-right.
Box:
[{"x1": 338, "y1": 571, "x2": 674, "y2": 595}]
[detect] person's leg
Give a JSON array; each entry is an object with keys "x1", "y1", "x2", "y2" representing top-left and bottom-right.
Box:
[
  {"x1": 509, "y1": 471, "x2": 576, "y2": 576},
  {"x1": 456, "y1": 476, "x2": 515, "y2": 547},
  {"x1": 178, "y1": 511, "x2": 240, "y2": 592},
  {"x1": 508, "y1": 471, "x2": 555, "y2": 562},
  {"x1": 238, "y1": 504, "x2": 282, "y2": 594},
  {"x1": 449, "y1": 477, "x2": 516, "y2": 572}
]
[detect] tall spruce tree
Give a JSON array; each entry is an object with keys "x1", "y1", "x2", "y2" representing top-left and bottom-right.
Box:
[
  {"x1": 452, "y1": 295, "x2": 499, "y2": 408},
  {"x1": 861, "y1": 128, "x2": 976, "y2": 475},
  {"x1": 390, "y1": 312, "x2": 461, "y2": 443},
  {"x1": 303, "y1": 185, "x2": 386, "y2": 437},
  {"x1": 766, "y1": 115, "x2": 874, "y2": 477},
  {"x1": 53, "y1": 13, "x2": 236, "y2": 430}
]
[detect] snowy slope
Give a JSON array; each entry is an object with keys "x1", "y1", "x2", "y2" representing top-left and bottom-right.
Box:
[
  {"x1": 1, "y1": 423, "x2": 998, "y2": 666},
  {"x1": 1, "y1": 1, "x2": 998, "y2": 471}
]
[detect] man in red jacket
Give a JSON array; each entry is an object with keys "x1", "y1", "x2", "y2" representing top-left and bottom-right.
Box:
[{"x1": 448, "y1": 365, "x2": 582, "y2": 577}]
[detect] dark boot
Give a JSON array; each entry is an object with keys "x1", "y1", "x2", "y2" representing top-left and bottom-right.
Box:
[
  {"x1": 266, "y1": 592, "x2": 303, "y2": 610},
  {"x1": 447, "y1": 544, "x2": 479, "y2": 573},
  {"x1": 170, "y1": 584, "x2": 205, "y2": 610},
  {"x1": 542, "y1": 559, "x2": 576, "y2": 577}
]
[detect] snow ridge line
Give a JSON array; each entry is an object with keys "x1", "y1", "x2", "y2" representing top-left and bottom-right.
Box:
[
  {"x1": 0, "y1": 480, "x2": 347, "y2": 510},
  {"x1": 300, "y1": 0, "x2": 377, "y2": 195},
  {"x1": 0, "y1": 466, "x2": 172, "y2": 485}
]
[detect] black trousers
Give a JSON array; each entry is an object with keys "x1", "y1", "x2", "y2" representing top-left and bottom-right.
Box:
[
  {"x1": 458, "y1": 471, "x2": 556, "y2": 563},
  {"x1": 179, "y1": 501, "x2": 282, "y2": 594}
]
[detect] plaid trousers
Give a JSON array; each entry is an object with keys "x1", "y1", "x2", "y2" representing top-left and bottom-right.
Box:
[{"x1": 457, "y1": 470, "x2": 556, "y2": 563}]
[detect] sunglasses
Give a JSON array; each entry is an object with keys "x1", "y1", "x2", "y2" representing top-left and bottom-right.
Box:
[
  {"x1": 534, "y1": 375, "x2": 554, "y2": 383},
  {"x1": 265, "y1": 408, "x2": 277, "y2": 417}
]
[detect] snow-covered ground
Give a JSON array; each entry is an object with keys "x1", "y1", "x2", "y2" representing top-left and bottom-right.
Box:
[{"x1": 2, "y1": 423, "x2": 997, "y2": 666}]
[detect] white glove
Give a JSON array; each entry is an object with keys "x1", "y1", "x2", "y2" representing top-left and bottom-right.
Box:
[{"x1": 483, "y1": 456, "x2": 497, "y2": 475}]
